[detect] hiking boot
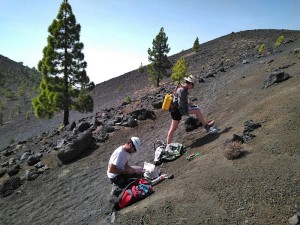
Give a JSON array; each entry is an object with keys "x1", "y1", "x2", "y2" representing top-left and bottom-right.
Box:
[
  {"x1": 204, "y1": 120, "x2": 215, "y2": 132},
  {"x1": 208, "y1": 126, "x2": 218, "y2": 134}
]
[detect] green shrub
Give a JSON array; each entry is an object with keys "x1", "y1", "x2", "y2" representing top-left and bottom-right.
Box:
[
  {"x1": 124, "y1": 96, "x2": 131, "y2": 104},
  {"x1": 117, "y1": 85, "x2": 123, "y2": 92},
  {"x1": 3, "y1": 88, "x2": 15, "y2": 99},
  {"x1": 171, "y1": 57, "x2": 188, "y2": 85},
  {"x1": 225, "y1": 58, "x2": 231, "y2": 64},
  {"x1": 9, "y1": 109, "x2": 13, "y2": 119},
  {"x1": 25, "y1": 111, "x2": 30, "y2": 120},
  {"x1": 9, "y1": 138, "x2": 15, "y2": 145},
  {"x1": 258, "y1": 44, "x2": 266, "y2": 54},
  {"x1": 16, "y1": 104, "x2": 21, "y2": 115},
  {"x1": 274, "y1": 35, "x2": 284, "y2": 48},
  {"x1": 138, "y1": 63, "x2": 145, "y2": 73}
]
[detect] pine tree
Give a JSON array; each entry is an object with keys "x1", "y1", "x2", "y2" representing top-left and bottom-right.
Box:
[
  {"x1": 171, "y1": 58, "x2": 188, "y2": 86},
  {"x1": 147, "y1": 27, "x2": 171, "y2": 87},
  {"x1": 138, "y1": 62, "x2": 145, "y2": 73},
  {"x1": 32, "y1": 0, "x2": 94, "y2": 126},
  {"x1": 193, "y1": 37, "x2": 200, "y2": 52}
]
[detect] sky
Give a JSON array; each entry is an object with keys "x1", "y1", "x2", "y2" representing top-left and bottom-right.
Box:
[{"x1": 0, "y1": 0, "x2": 299, "y2": 85}]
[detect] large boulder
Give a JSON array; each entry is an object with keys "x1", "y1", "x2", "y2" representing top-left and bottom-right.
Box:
[
  {"x1": 184, "y1": 117, "x2": 202, "y2": 132},
  {"x1": 0, "y1": 176, "x2": 21, "y2": 197},
  {"x1": 262, "y1": 70, "x2": 290, "y2": 88},
  {"x1": 57, "y1": 130, "x2": 93, "y2": 163},
  {"x1": 129, "y1": 108, "x2": 156, "y2": 120}
]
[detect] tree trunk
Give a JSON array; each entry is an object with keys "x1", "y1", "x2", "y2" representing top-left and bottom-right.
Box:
[
  {"x1": 64, "y1": 108, "x2": 69, "y2": 126},
  {"x1": 63, "y1": 42, "x2": 69, "y2": 126}
]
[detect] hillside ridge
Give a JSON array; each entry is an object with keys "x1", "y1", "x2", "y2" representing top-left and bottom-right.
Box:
[{"x1": 0, "y1": 29, "x2": 299, "y2": 225}]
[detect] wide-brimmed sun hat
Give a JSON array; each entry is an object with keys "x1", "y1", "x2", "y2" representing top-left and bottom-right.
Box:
[{"x1": 183, "y1": 75, "x2": 195, "y2": 85}]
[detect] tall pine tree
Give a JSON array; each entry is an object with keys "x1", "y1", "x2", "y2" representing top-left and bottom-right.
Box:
[
  {"x1": 193, "y1": 37, "x2": 200, "y2": 52},
  {"x1": 147, "y1": 27, "x2": 171, "y2": 87},
  {"x1": 32, "y1": 0, "x2": 94, "y2": 126}
]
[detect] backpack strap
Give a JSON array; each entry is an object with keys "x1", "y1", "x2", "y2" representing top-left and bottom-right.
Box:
[
  {"x1": 173, "y1": 85, "x2": 179, "y2": 95},
  {"x1": 114, "y1": 178, "x2": 139, "y2": 204}
]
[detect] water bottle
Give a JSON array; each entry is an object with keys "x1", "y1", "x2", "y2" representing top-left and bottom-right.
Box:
[{"x1": 150, "y1": 175, "x2": 166, "y2": 186}]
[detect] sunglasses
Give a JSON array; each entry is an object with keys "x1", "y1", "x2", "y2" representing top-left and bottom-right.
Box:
[{"x1": 131, "y1": 142, "x2": 136, "y2": 151}]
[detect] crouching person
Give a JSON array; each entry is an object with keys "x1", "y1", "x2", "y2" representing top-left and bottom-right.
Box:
[{"x1": 107, "y1": 137, "x2": 144, "y2": 188}]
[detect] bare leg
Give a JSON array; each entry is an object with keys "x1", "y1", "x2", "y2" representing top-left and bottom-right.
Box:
[
  {"x1": 167, "y1": 119, "x2": 180, "y2": 144},
  {"x1": 188, "y1": 109, "x2": 207, "y2": 126}
]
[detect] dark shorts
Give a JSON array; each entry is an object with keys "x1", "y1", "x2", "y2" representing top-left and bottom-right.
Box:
[
  {"x1": 110, "y1": 173, "x2": 141, "y2": 188},
  {"x1": 170, "y1": 109, "x2": 182, "y2": 121}
]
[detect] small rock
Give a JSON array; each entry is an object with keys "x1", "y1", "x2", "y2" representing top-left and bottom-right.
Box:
[
  {"x1": 288, "y1": 213, "x2": 300, "y2": 225},
  {"x1": 26, "y1": 169, "x2": 39, "y2": 181}
]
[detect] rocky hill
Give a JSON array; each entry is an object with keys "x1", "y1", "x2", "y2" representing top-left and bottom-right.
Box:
[{"x1": 0, "y1": 29, "x2": 300, "y2": 225}]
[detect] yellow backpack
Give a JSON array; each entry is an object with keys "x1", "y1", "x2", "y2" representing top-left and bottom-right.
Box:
[{"x1": 162, "y1": 94, "x2": 173, "y2": 111}]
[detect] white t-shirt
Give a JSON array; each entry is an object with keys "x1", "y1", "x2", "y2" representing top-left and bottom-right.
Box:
[{"x1": 107, "y1": 146, "x2": 131, "y2": 179}]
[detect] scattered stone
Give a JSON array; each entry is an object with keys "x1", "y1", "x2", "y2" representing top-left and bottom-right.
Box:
[
  {"x1": 244, "y1": 120, "x2": 262, "y2": 133},
  {"x1": 292, "y1": 48, "x2": 300, "y2": 54},
  {"x1": 103, "y1": 125, "x2": 116, "y2": 133},
  {"x1": 68, "y1": 121, "x2": 76, "y2": 131},
  {"x1": 232, "y1": 134, "x2": 244, "y2": 143},
  {"x1": 77, "y1": 122, "x2": 92, "y2": 132},
  {"x1": 27, "y1": 154, "x2": 42, "y2": 166},
  {"x1": 20, "y1": 151, "x2": 32, "y2": 162},
  {"x1": 1, "y1": 161, "x2": 9, "y2": 168},
  {"x1": 242, "y1": 60, "x2": 249, "y2": 64},
  {"x1": 26, "y1": 169, "x2": 39, "y2": 181},
  {"x1": 129, "y1": 108, "x2": 156, "y2": 120},
  {"x1": 122, "y1": 117, "x2": 138, "y2": 127},
  {"x1": 262, "y1": 69, "x2": 290, "y2": 89},
  {"x1": 95, "y1": 132, "x2": 109, "y2": 143},
  {"x1": 3, "y1": 149, "x2": 14, "y2": 157},
  {"x1": 93, "y1": 116, "x2": 102, "y2": 126},
  {"x1": 288, "y1": 213, "x2": 300, "y2": 225},
  {"x1": 8, "y1": 158, "x2": 16, "y2": 166},
  {"x1": 7, "y1": 164, "x2": 20, "y2": 176},
  {"x1": 184, "y1": 117, "x2": 201, "y2": 132},
  {"x1": 151, "y1": 100, "x2": 163, "y2": 109},
  {"x1": 34, "y1": 162, "x2": 44, "y2": 169},
  {"x1": 55, "y1": 139, "x2": 66, "y2": 150},
  {"x1": 0, "y1": 168, "x2": 6, "y2": 177},
  {"x1": 0, "y1": 176, "x2": 21, "y2": 197},
  {"x1": 242, "y1": 132, "x2": 256, "y2": 142}
]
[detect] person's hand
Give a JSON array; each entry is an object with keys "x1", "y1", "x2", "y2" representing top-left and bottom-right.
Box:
[{"x1": 125, "y1": 167, "x2": 135, "y2": 175}]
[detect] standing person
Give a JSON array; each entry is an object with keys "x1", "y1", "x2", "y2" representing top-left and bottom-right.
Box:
[
  {"x1": 107, "y1": 137, "x2": 144, "y2": 188},
  {"x1": 167, "y1": 75, "x2": 216, "y2": 144}
]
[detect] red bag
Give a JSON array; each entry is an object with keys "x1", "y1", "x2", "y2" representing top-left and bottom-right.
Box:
[{"x1": 115, "y1": 178, "x2": 154, "y2": 210}]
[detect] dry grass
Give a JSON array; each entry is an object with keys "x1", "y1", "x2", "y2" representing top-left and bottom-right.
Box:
[{"x1": 223, "y1": 141, "x2": 244, "y2": 160}]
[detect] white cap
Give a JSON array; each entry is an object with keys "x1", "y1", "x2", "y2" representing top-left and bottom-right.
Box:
[{"x1": 131, "y1": 137, "x2": 141, "y2": 152}]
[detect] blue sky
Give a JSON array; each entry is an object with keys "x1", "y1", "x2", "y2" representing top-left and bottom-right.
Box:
[{"x1": 0, "y1": 0, "x2": 299, "y2": 84}]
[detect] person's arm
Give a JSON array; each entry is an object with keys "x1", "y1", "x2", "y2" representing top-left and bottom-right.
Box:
[
  {"x1": 124, "y1": 162, "x2": 135, "y2": 174},
  {"x1": 108, "y1": 160, "x2": 135, "y2": 175},
  {"x1": 108, "y1": 163, "x2": 126, "y2": 175}
]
